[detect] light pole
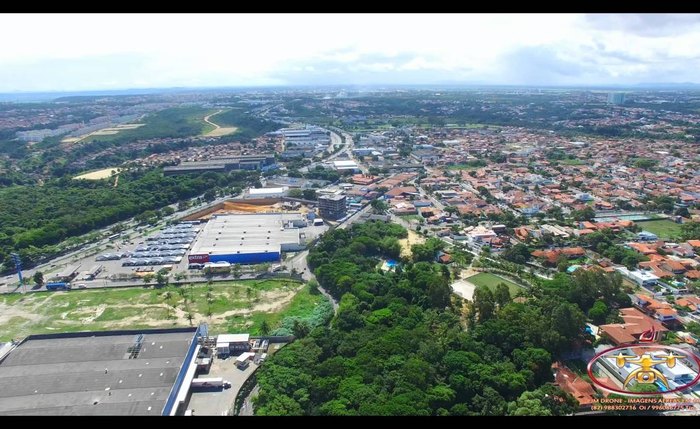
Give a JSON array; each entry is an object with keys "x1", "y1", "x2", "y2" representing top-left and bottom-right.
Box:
[{"x1": 10, "y1": 253, "x2": 24, "y2": 294}]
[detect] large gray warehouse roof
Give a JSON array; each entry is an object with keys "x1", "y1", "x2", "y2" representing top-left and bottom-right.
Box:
[
  {"x1": 189, "y1": 213, "x2": 303, "y2": 256},
  {"x1": 0, "y1": 328, "x2": 197, "y2": 416}
]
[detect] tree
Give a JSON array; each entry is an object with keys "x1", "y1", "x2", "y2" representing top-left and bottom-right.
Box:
[
  {"x1": 308, "y1": 279, "x2": 320, "y2": 295},
  {"x1": 233, "y1": 264, "x2": 242, "y2": 279},
  {"x1": 302, "y1": 189, "x2": 317, "y2": 201},
  {"x1": 288, "y1": 188, "x2": 304, "y2": 198},
  {"x1": 203, "y1": 189, "x2": 217, "y2": 202},
  {"x1": 477, "y1": 186, "x2": 492, "y2": 199},
  {"x1": 587, "y1": 300, "x2": 609, "y2": 325},
  {"x1": 143, "y1": 273, "x2": 155, "y2": 284},
  {"x1": 680, "y1": 222, "x2": 700, "y2": 241},
  {"x1": 556, "y1": 254, "x2": 569, "y2": 273},
  {"x1": 571, "y1": 206, "x2": 595, "y2": 221},
  {"x1": 156, "y1": 271, "x2": 169, "y2": 288},
  {"x1": 292, "y1": 320, "x2": 310, "y2": 338},
  {"x1": 502, "y1": 243, "x2": 531, "y2": 265},
  {"x1": 33, "y1": 271, "x2": 44, "y2": 285},
  {"x1": 652, "y1": 195, "x2": 675, "y2": 213},
  {"x1": 472, "y1": 285, "x2": 495, "y2": 322},
  {"x1": 494, "y1": 283, "x2": 511, "y2": 309},
  {"x1": 370, "y1": 199, "x2": 389, "y2": 214},
  {"x1": 260, "y1": 320, "x2": 271, "y2": 336}
]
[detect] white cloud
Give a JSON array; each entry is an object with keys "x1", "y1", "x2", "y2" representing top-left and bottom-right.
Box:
[{"x1": 0, "y1": 13, "x2": 698, "y2": 91}]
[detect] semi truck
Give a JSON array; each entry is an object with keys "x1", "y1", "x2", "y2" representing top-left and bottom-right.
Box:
[
  {"x1": 46, "y1": 282, "x2": 71, "y2": 291},
  {"x1": 190, "y1": 377, "x2": 231, "y2": 390}
]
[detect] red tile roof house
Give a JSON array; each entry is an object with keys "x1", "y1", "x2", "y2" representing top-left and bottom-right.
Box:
[
  {"x1": 599, "y1": 307, "x2": 668, "y2": 345},
  {"x1": 676, "y1": 296, "x2": 700, "y2": 312},
  {"x1": 384, "y1": 186, "x2": 419, "y2": 199},
  {"x1": 531, "y1": 247, "x2": 586, "y2": 265},
  {"x1": 552, "y1": 362, "x2": 597, "y2": 409}
]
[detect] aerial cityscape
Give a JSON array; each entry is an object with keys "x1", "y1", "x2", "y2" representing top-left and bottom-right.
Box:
[{"x1": 2, "y1": 13, "x2": 700, "y2": 416}]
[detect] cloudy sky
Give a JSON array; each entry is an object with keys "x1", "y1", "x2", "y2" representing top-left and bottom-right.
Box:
[{"x1": 1, "y1": 13, "x2": 700, "y2": 92}]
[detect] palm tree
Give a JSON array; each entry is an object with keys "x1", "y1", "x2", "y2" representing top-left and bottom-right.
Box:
[{"x1": 260, "y1": 320, "x2": 271, "y2": 336}]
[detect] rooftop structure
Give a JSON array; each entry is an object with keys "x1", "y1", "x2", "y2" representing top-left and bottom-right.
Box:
[
  {"x1": 0, "y1": 327, "x2": 202, "y2": 416},
  {"x1": 318, "y1": 194, "x2": 347, "y2": 220},
  {"x1": 333, "y1": 160, "x2": 359, "y2": 171},
  {"x1": 188, "y1": 213, "x2": 305, "y2": 264},
  {"x1": 245, "y1": 187, "x2": 288, "y2": 199},
  {"x1": 614, "y1": 267, "x2": 660, "y2": 287},
  {"x1": 599, "y1": 307, "x2": 668, "y2": 345},
  {"x1": 163, "y1": 154, "x2": 275, "y2": 176}
]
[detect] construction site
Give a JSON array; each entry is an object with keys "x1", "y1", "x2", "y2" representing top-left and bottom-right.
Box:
[{"x1": 181, "y1": 198, "x2": 316, "y2": 221}]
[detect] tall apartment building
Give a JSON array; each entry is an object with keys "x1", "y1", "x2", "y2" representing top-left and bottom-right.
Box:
[{"x1": 318, "y1": 194, "x2": 347, "y2": 220}]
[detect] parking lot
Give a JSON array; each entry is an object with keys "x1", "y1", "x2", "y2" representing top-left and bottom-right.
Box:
[
  {"x1": 115, "y1": 222, "x2": 200, "y2": 268},
  {"x1": 186, "y1": 356, "x2": 259, "y2": 416}
]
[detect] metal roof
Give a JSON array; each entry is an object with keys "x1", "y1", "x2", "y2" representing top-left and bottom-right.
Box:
[{"x1": 0, "y1": 329, "x2": 197, "y2": 416}]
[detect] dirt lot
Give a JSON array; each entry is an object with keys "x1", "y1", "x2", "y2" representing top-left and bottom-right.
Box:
[
  {"x1": 398, "y1": 229, "x2": 425, "y2": 258},
  {"x1": 74, "y1": 167, "x2": 122, "y2": 180},
  {"x1": 205, "y1": 127, "x2": 238, "y2": 137}
]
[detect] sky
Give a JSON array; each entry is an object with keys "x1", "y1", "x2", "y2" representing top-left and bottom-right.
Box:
[{"x1": 1, "y1": 13, "x2": 700, "y2": 92}]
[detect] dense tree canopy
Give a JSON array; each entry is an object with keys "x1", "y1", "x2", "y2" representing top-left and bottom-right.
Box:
[
  {"x1": 255, "y1": 221, "x2": 581, "y2": 416},
  {"x1": 0, "y1": 169, "x2": 258, "y2": 271}
]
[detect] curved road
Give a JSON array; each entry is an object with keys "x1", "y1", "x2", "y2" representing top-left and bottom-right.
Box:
[{"x1": 203, "y1": 110, "x2": 224, "y2": 132}]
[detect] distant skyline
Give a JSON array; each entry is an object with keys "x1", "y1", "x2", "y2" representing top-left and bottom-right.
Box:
[{"x1": 2, "y1": 13, "x2": 700, "y2": 92}]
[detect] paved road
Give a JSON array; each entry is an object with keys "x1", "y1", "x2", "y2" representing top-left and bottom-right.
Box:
[{"x1": 238, "y1": 384, "x2": 260, "y2": 416}]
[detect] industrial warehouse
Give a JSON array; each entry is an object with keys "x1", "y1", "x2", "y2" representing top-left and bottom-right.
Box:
[
  {"x1": 0, "y1": 327, "x2": 203, "y2": 416},
  {"x1": 187, "y1": 212, "x2": 309, "y2": 265}
]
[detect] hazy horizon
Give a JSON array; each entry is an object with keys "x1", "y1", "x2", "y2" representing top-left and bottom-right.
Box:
[{"x1": 2, "y1": 13, "x2": 700, "y2": 92}]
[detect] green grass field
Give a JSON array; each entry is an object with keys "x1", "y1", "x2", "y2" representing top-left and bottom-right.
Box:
[
  {"x1": 397, "y1": 214, "x2": 424, "y2": 223},
  {"x1": 466, "y1": 272, "x2": 523, "y2": 296},
  {"x1": 79, "y1": 107, "x2": 217, "y2": 144},
  {"x1": 0, "y1": 279, "x2": 328, "y2": 341},
  {"x1": 446, "y1": 164, "x2": 484, "y2": 171},
  {"x1": 636, "y1": 219, "x2": 683, "y2": 239},
  {"x1": 558, "y1": 159, "x2": 585, "y2": 166}
]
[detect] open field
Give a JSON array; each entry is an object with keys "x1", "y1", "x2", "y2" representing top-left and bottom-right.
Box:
[
  {"x1": 398, "y1": 229, "x2": 425, "y2": 258},
  {"x1": 397, "y1": 214, "x2": 424, "y2": 223},
  {"x1": 0, "y1": 279, "x2": 327, "y2": 341},
  {"x1": 465, "y1": 272, "x2": 523, "y2": 296},
  {"x1": 202, "y1": 110, "x2": 238, "y2": 137},
  {"x1": 73, "y1": 107, "x2": 215, "y2": 145},
  {"x1": 446, "y1": 164, "x2": 484, "y2": 171},
  {"x1": 62, "y1": 123, "x2": 146, "y2": 143},
  {"x1": 558, "y1": 159, "x2": 585, "y2": 166},
  {"x1": 73, "y1": 167, "x2": 122, "y2": 180},
  {"x1": 205, "y1": 127, "x2": 238, "y2": 137},
  {"x1": 636, "y1": 219, "x2": 683, "y2": 239}
]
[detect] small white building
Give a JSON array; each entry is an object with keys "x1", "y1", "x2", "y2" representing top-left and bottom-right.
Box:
[
  {"x1": 463, "y1": 225, "x2": 497, "y2": 245},
  {"x1": 333, "y1": 160, "x2": 359, "y2": 171},
  {"x1": 615, "y1": 267, "x2": 659, "y2": 287},
  {"x1": 216, "y1": 333, "x2": 250, "y2": 358},
  {"x1": 246, "y1": 187, "x2": 288, "y2": 199}
]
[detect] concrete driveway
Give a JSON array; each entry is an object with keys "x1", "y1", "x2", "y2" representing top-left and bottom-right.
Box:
[{"x1": 186, "y1": 357, "x2": 258, "y2": 416}]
